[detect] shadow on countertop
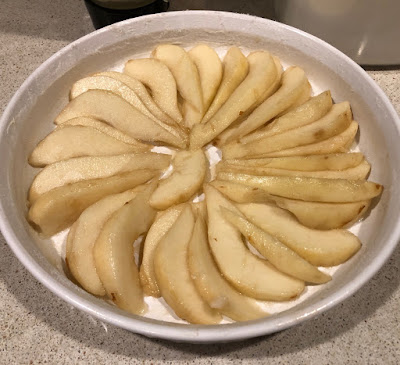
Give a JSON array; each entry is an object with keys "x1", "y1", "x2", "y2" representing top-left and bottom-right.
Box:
[{"x1": 0, "y1": 234, "x2": 398, "y2": 361}]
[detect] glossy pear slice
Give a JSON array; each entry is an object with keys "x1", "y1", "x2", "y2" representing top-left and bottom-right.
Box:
[
  {"x1": 222, "y1": 101, "x2": 352, "y2": 159},
  {"x1": 238, "y1": 203, "x2": 362, "y2": 267},
  {"x1": 263, "y1": 120, "x2": 359, "y2": 157},
  {"x1": 95, "y1": 71, "x2": 182, "y2": 130},
  {"x1": 188, "y1": 44, "x2": 223, "y2": 112},
  {"x1": 201, "y1": 47, "x2": 249, "y2": 124},
  {"x1": 204, "y1": 185, "x2": 305, "y2": 301},
  {"x1": 124, "y1": 58, "x2": 182, "y2": 123},
  {"x1": 55, "y1": 90, "x2": 185, "y2": 148},
  {"x1": 217, "y1": 66, "x2": 308, "y2": 143},
  {"x1": 190, "y1": 51, "x2": 277, "y2": 149},
  {"x1": 241, "y1": 91, "x2": 333, "y2": 143},
  {"x1": 94, "y1": 183, "x2": 157, "y2": 315},
  {"x1": 150, "y1": 149, "x2": 207, "y2": 210},
  {"x1": 217, "y1": 172, "x2": 383, "y2": 202},
  {"x1": 210, "y1": 180, "x2": 370, "y2": 230},
  {"x1": 61, "y1": 117, "x2": 150, "y2": 148},
  {"x1": 217, "y1": 160, "x2": 371, "y2": 180},
  {"x1": 140, "y1": 204, "x2": 184, "y2": 297},
  {"x1": 152, "y1": 44, "x2": 203, "y2": 128},
  {"x1": 29, "y1": 125, "x2": 143, "y2": 167},
  {"x1": 221, "y1": 207, "x2": 331, "y2": 283},
  {"x1": 28, "y1": 169, "x2": 157, "y2": 237},
  {"x1": 29, "y1": 153, "x2": 170, "y2": 203},
  {"x1": 188, "y1": 216, "x2": 269, "y2": 321},
  {"x1": 222, "y1": 153, "x2": 365, "y2": 171},
  {"x1": 154, "y1": 204, "x2": 221, "y2": 324},
  {"x1": 67, "y1": 188, "x2": 141, "y2": 296}
]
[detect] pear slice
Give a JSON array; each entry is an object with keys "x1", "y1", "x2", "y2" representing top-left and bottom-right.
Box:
[
  {"x1": 55, "y1": 90, "x2": 185, "y2": 148},
  {"x1": 222, "y1": 101, "x2": 352, "y2": 159},
  {"x1": 154, "y1": 204, "x2": 221, "y2": 324},
  {"x1": 149, "y1": 149, "x2": 207, "y2": 210},
  {"x1": 217, "y1": 160, "x2": 371, "y2": 180},
  {"x1": 241, "y1": 91, "x2": 333, "y2": 143},
  {"x1": 61, "y1": 117, "x2": 150, "y2": 148},
  {"x1": 281, "y1": 80, "x2": 312, "y2": 113},
  {"x1": 217, "y1": 172, "x2": 383, "y2": 202},
  {"x1": 237, "y1": 203, "x2": 362, "y2": 267},
  {"x1": 221, "y1": 207, "x2": 331, "y2": 283},
  {"x1": 210, "y1": 180, "x2": 370, "y2": 230},
  {"x1": 140, "y1": 204, "x2": 185, "y2": 297},
  {"x1": 95, "y1": 71, "x2": 182, "y2": 130},
  {"x1": 219, "y1": 56, "x2": 283, "y2": 133},
  {"x1": 28, "y1": 125, "x2": 144, "y2": 167},
  {"x1": 94, "y1": 182, "x2": 157, "y2": 315},
  {"x1": 28, "y1": 169, "x2": 157, "y2": 237},
  {"x1": 152, "y1": 44, "x2": 204, "y2": 128},
  {"x1": 67, "y1": 188, "x2": 142, "y2": 296},
  {"x1": 29, "y1": 153, "x2": 171, "y2": 203},
  {"x1": 190, "y1": 51, "x2": 277, "y2": 149},
  {"x1": 201, "y1": 47, "x2": 249, "y2": 124},
  {"x1": 188, "y1": 44, "x2": 223, "y2": 112},
  {"x1": 69, "y1": 75, "x2": 188, "y2": 143},
  {"x1": 124, "y1": 58, "x2": 183, "y2": 123},
  {"x1": 70, "y1": 75, "x2": 157, "y2": 121},
  {"x1": 222, "y1": 153, "x2": 365, "y2": 171},
  {"x1": 188, "y1": 215, "x2": 269, "y2": 321},
  {"x1": 263, "y1": 120, "x2": 359, "y2": 157},
  {"x1": 217, "y1": 66, "x2": 309, "y2": 143},
  {"x1": 204, "y1": 185, "x2": 305, "y2": 301}
]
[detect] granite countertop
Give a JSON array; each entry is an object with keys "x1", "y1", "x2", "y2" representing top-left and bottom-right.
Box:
[{"x1": 1, "y1": 1, "x2": 399, "y2": 364}]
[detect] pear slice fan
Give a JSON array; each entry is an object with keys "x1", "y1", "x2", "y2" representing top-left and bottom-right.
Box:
[{"x1": 27, "y1": 44, "x2": 382, "y2": 324}]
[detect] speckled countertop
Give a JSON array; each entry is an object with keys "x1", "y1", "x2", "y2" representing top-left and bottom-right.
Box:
[{"x1": 1, "y1": 1, "x2": 399, "y2": 364}]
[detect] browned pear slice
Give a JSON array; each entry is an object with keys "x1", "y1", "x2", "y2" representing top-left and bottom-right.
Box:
[
  {"x1": 222, "y1": 153, "x2": 365, "y2": 171},
  {"x1": 217, "y1": 172, "x2": 383, "y2": 202},
  {"x1": 124, "y1": 58, "x2": 183, "y2": 123},
  {"x1": 28, "y1": 169, "x2": 157, "y2": 237},
  {"x1": 149, "y1": 150, "x2": 207, "y2": 210},
  {"x1": 241, "y1": 91, "x2": 333, "y2": 143},
  {"x1": 201, "y1": 47, "x2": 249, "y2": 124},
  {"x1": 188, "y1": 44, "x2": 223, "y2": 112},
  {"x1": 204, "y1": 185, "x2": 305, "y2": 301},
  {"x1": 237, "y1": 203, "x2": 362, "y2": 267},
  {"x1": 61, "y1": 117, "x2": 150, "y2": 148},
  {"x1": 217, "y1": 66, "x2": 309, "y2": 143},
  {"x1": 188, "y1": 215, "x2": 269, "y2": 321},
  {"x1": 281, "y1": 80, "x2": 312, "y2": 113},
  {"x1": 29, "y1": 153, "x2": 171, "y2": 203},
  {"x1": 95, "y1": 71, "x2": 182, "y2": 130},
  {"x1": 139, "y1": 204, "x2": 185, "y2": 297},
  {"x1": 55, "y1": 90, "x2": 185, "y2": 148},
  {"x1": 216, "y1": 160, "x2": 371, "y2": 180},
  {"x1": 28, "y1": 125, "x2": 143, "y2": 167},
  {"x1": 221, "y1": 207, "x2": 331, "y2": 283},
  {"x1": 152, "y1": 44, "x2": 204, "y2": 128},
  {"x1": 210, "y1": 180, "x2": 370, "y2": 230},
  {"x1": 222, "y1": 102, "x2": 352, "y2": 159},
  {"x1": 190, "y1": 51, "x2": 277, "y2": 149},
  {"x1": 263, "y1": 120, "x2": 359, "y2": 157},
  {"x1": 154, "y1": 204, "x2": 221, "y2": 324},
  {"x1": 94, "y1": 183, "x2": 157, "y2": 315},
  {"x1": 67, "y1": 188, "x2": 142, "y2": 296}
]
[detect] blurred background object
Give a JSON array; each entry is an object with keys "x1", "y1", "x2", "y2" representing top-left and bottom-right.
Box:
[
  {"x1": 273, "y1": 0, "x2": 400, "y2": 65},
  {"x1": 84, "y1": 0, "x2": 169, "y2": 29}
]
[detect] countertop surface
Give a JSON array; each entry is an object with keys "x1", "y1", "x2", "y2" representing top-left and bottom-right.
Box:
[{"x1": 1, "y1": 1, "x2": 399, "y2": 364}]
